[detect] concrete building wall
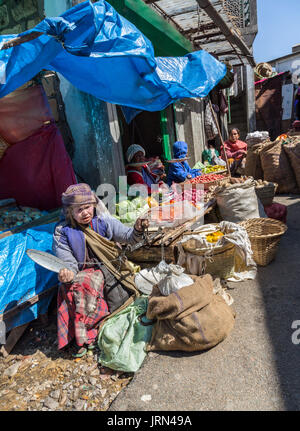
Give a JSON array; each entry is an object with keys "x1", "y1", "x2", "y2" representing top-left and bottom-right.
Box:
[
  {"x1": 270, "y1": 55, "x2": 300, "y2": 77},
  {"x1": 0, "y1": 0, "x2": 125, "y2": 191},
  {"x1": 173, "y1": 98, "x2": 206, "y2": 167},
  {"x1": 43, "y1": 0, "x2": 125, "y2": 190},
  {"x1": 0, "y1": 0, "x2": 44, "y2": 35}
]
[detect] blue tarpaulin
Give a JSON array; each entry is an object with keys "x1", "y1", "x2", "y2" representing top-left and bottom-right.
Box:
[
  {"x1": 0, "y1": 0, "x2": 226, "y2": 122},
  {"x1": 0, "y1": 224, "x2": 58, "y2": 332},
  {"x1": 0, "y1": 1, "x2": 227, "y2": 333}
]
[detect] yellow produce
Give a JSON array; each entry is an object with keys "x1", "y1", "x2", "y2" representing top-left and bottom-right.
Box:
[
  {"x1": 203, "y1": 165, "x2": 226, "y2": 174},
  {"x1": 147, "y1": 197, "x2": 159, "y2": 208},
  {"x1": 206, "y1": 230, "x2": 224, "y2": 243}
]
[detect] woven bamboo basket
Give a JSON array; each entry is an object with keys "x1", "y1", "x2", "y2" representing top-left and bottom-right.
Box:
[
  {"x1": 255, "y1": 182, "x2": 278, "y2": 206},
  {"x1": 254, "y1": 62, "x2": 276, "y2": 81},
  {"x1": 240, "y1": 218, "x2": 287, "y2": 266},
  {"x1": 181, "y1": 241, "x2": 235, "y2": 279}
]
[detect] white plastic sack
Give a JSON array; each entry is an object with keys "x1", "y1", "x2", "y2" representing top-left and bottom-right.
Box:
[
  {"x1": 157, "y1": 261, "x2": 194, "y2": 296},
  {"x1": 215, "y1": 178, "x2": 266, "y2": 223},
  {"x1": 246, "y1": 131, "x2": 270, "y2": 148},
  {"x1": 134, "y1": 261, "x2": 193, "y2": 296},
  {"x1": 212, "y1": 154, "x2": 226, "y2": 166}
]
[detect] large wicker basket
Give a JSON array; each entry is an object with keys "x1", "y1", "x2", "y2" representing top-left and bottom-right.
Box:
[
  {"x1": 255, "y1": 182, "x2": 278, "y2": 206},
  {"x1": 240, "y1": 218, "x2": 287, "y2": 266},
  {"x1": 181, "y1": 241, "x2": 235, "y2": 279}
]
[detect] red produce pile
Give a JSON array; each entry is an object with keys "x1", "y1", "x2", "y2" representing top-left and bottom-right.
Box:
[
  {"x1": 189, "y1": 174, "x2": 225, "y2": 184},
  {"x1": 171, "y1": 186, "x2": 205, "y2": 205},
  {"x1": 264, "y1": 203, "x2": 287, "y2": 224}
]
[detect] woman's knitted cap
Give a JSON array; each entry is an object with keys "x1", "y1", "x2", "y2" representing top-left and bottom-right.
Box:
[
  {"x1": 61, "y1": 183, "x2": 97, "y2": 208},
  {"x1": 126, "y1": 144, "x2": 145, "y2": 163}
]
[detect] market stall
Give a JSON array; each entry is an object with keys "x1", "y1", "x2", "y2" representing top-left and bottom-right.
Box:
[{"x1": 0, "y1": 1, "x2": 293, "y2": 372}]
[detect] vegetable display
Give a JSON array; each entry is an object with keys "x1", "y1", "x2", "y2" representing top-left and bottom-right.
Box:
[
  {"x1": 172, "y1": 187, "x2": 205, "y2": 207},
  {"x1": 114, "y1": 197, "x2": 150, "y2": 225},
  {"x1": 202, "y1": 165, "x2": 226, "y2": 174},
  {"x1": 206, "y1": 231, "x2": 224, "y2": 243},
  {"x1": 188, "y1": 173, "x2": 225, "y2": 184}
]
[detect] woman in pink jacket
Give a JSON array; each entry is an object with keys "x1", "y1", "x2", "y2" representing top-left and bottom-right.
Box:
[{"x1": 221, "y1": 128, "x2": 247, "y2": 175}]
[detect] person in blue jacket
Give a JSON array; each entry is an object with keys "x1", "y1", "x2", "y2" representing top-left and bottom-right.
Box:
[{"x1": 166, "y1": 141, "x2": 202, "y2": 186}]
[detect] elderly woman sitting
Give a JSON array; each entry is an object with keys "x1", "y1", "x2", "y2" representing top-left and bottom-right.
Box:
[
  {"x1": 126, "y1": 144, "x2": 163, "y2": 194},
  {"x1": 52, "y1": 183, "x2": 148, "y2": 357}
]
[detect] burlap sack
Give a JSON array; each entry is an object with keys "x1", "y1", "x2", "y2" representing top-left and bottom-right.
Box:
[
  {"x1": 245, "y1": 140, "x2": 274, "y2": 179},
  {"x1": 260, "y1": 139, "x2": 299, "y2": 193},
  {"x1": 283, "y1": 140, "x2": 300, "y2": 190},
  {"x1": 245, "y1": 143, "x2": 264, "y2": 179},
  {"x1": 146, "y1": 274, "x2": 235, "y2": 352}
]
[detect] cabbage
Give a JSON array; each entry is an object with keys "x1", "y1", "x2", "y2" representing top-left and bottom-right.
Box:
[
  {"x1": 130, "y1": 196, "x2": 148, "y2": 210},
  {"x1": 119, "y1": 211, "x2": 138, "y2": 225},
  {"x1": 116, "y1": 199, "x2": 134, "y2": 216}
]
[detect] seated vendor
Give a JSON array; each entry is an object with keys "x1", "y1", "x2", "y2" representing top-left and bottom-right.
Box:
[
  {"x1": 221, "y1": 128, "x2": 247, "y2": 174},
  {"x1": 52, "y1": 183, "x2": 149, "y2": 358},
  {"x1": 126, "y1": 144, "x2": 162, "y2": 194},
  {"x1": 166, "y1": 141, "x2": 201, "y2": 186}
]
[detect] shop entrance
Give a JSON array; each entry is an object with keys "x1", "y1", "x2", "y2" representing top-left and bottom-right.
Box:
[{"x1": 117, "y1": 107, "x2": 165, "y2": 162}]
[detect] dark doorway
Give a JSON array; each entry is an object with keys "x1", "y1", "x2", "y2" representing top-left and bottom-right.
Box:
[{"x1": 116, "y1": 107, "x2": 164, "y2": 161}]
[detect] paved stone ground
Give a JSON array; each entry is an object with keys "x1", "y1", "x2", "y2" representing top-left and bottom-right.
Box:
[{"x1": 110, "y1": 195, "x2": 300, "y2": 411}]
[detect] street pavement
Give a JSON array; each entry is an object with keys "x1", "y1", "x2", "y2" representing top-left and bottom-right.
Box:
[{"x1": 110, "y1": 195, "x2": 300, "y2": 411}]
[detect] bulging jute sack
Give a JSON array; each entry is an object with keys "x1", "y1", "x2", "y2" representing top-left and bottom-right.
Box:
[
  {"x1": 245, "y1": 143, "x2": 265, "y2": 179},
  {"x1": 146, "y1": 274, "x2": 235, "y2": 352},
  {"x1": 260, "y1": 139, "x2": 299, "y2": 193},
  {"x1": 283, "y1": 140, "x2": 300, "y2": 190}
]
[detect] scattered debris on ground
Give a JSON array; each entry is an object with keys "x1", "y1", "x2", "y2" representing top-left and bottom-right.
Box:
[{"x1": 0, "y1": 304, "x2": 133, "y2": 411}]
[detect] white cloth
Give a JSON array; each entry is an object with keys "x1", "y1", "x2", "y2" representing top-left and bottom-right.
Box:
[{"x1": 177, "y1": 221, "x2": 257, "y2": 282}]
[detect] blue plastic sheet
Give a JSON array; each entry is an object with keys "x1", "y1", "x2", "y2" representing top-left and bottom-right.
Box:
[
  {"x1": 0, "y1": 0, "x2": 226, "y2": 120},
  {"x1": 0, "y1": 223, "x2": 58, "y2": 332}
]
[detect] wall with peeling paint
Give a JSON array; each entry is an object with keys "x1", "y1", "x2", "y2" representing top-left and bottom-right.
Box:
[
  {"x1": 0, "y1": 0, "x2": 124, "y2": 191},
  {"x1": 44, "y1": 0, "x2": 125, "y2": 190}
]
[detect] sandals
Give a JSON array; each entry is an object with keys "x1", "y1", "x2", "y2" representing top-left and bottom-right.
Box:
[
  {"x1": 87, "y1": 343, "x2": 96, "y2": 351},
  {"x1": 72, "y1": 342, "x2": 96, "y2": 358},
  {"x1": 72, "y1": 346, "x2": 87, "y2": 358}
]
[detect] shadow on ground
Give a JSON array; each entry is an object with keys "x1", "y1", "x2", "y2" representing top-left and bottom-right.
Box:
[{"x1": 256, "y1": 195, "x2": 300, "y2": 410}]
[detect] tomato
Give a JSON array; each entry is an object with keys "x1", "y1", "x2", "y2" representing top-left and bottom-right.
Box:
[{"x1": 189, "y1": 173, "x2": 224, "y2": 184}]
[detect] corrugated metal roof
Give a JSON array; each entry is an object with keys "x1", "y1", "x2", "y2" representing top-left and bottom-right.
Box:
[{"x1": 143, "y1": 0, "x2": 256, "y2": 67}]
